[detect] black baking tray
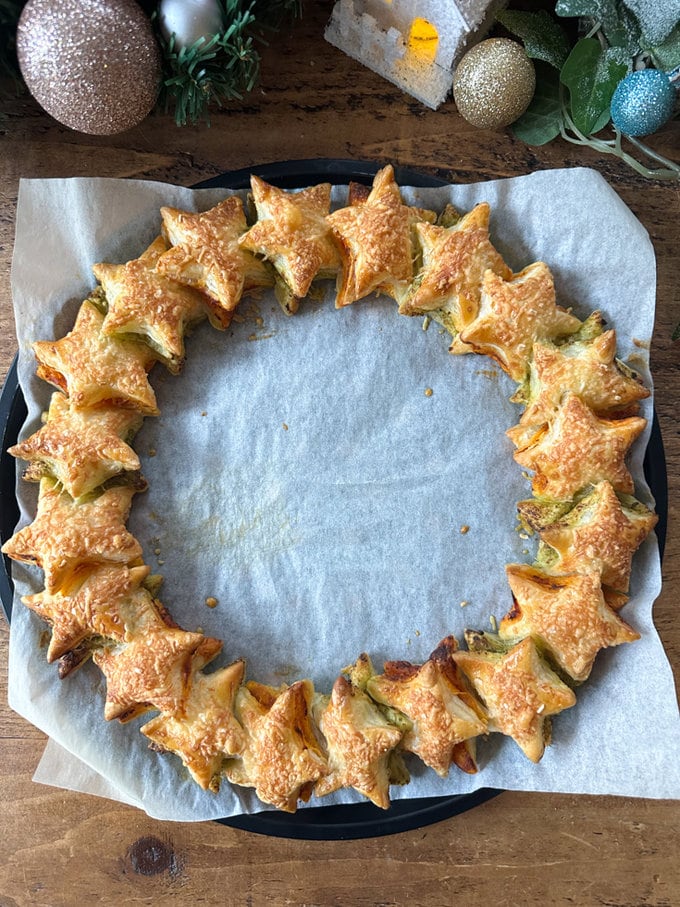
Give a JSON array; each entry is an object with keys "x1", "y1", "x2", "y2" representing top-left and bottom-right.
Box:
[{"x1": 0, "y1": 159, "x2": 668, "y2": 840}]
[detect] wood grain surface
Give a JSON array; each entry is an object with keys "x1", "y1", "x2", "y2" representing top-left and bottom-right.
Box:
[{"x1": 0, "y1": 4, "x2": 678, "y2": 905}]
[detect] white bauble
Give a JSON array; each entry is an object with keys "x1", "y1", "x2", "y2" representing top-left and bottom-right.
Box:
[{"x1": 158, "y1": 0, "x2": 224, "y2": 49}]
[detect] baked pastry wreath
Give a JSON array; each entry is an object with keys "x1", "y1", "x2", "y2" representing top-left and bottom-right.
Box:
[{"x1": 3, "y1": 166, "x2": 658, "y2": 813}]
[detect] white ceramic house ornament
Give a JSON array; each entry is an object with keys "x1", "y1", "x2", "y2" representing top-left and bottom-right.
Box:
[{"x1": 325, "y1": 0, "x2": 506, "y2": 109}]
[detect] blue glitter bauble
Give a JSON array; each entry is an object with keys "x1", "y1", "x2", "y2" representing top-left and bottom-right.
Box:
[{"x1": 610, "y1": 69, "x2": 676, "y2": 137}]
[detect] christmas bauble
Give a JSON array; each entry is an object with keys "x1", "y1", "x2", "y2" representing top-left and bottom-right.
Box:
[
  {"x1": 610, "y1": 69, "x2": 676, "y2": 137},
  {"x1": 17, "y1": 0, "x2": 162, "y2": 135},
  {"x1": 158, "y1": 0, "x2": 224, "y2": 50},
  {"x1": 453, "y1": 38, "x2": 536, "y2": 130}
]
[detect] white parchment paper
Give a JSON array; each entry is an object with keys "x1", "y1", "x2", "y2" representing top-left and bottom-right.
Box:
[{"x1": 7, "y1": 169, "x2": 680, "y2": 822}]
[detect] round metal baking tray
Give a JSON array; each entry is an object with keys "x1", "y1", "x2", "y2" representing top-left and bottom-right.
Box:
[{"x1": 0, "y1": 160, "x2": 667, "y2": 839}]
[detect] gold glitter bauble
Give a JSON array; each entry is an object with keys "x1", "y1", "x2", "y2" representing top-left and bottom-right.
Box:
[
  {"x1": 17, "y1": 0, "x2": 162, "y2": 136},
  {"x1": 453, "y1": 38, "x2": 536, "y2": 130}
]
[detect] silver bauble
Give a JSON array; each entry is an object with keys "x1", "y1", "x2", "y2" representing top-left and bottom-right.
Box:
[
  {"x1": 17, "y1": 0, "x2": 162, "y2": 136},
  {"x1": 158, "y1": 0, "x2": 224, "y2": 50},
  {"x1": 453, "y1": 38, "x2": 536, "y2": 130}
]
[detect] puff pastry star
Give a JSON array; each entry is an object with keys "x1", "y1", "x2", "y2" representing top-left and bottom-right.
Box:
[
  {"x1": 501, "y1": 564, "x2": 640, "y2": 682},
  {"x1": 95, "y1": 237, "x2": 209, "y2": 373},
  {"x1": 158, "y1": 196, "x2": 273, "y2": 327},
  {"x1": 366, "y1": 636, "x2": 487, "y2": 777},
  {"x1": 521, "y1": 481, "x2": 657, "y2": 593},
  {"x1": 22, "y1": 563, "x2": 152, "y2": 663},
  {"x1": 458, "y1": 262, "x2": 583, "y2": 381},
  {"x1": 399, "y1": 203, "x2": 512, "y2": 346},
  {"x1": 141, "y1": 660, "x2": 246, "y2": 791},
  {"x1": 511, "y1": 392, "x2": 647, "y2": 501},
  {"x1": 314, "y1": 674, "x2": 403, "y2": 809},
  {"x1": 326, "y1": 164, "x2": 436, "y2": 308},
  {"x1": 225, "y1": 679, "x2": 328, "y2": 813},
  {"x1": 33, "y1": 298, "x2": 159, "y2": 414},
  {"x1": 94, "y1": 622, "x2": 222, "y2": 722},
  {"x1": 239, "y1": 177, "x2": 339, "y2": 314},
  {"x1": 455, "y1": 637, "x2": 576, "y2": 762},
  {"x1": 9, "y1": 392, "x2": 143, "y2": 500},
  {"x1": 517, "y1": 330, "x2": 649, "y2": 431},
  {"x1": 1, "y1": 479, "x2": 143, "y2": 593}
]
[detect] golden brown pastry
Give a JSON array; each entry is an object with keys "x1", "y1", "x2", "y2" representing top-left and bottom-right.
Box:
[
  {"x1": 455, "y1": 636, "x2": 576, "y2": 762},
  {"x1": 9, "y1": 392, "x2": 143, "y2": 500},
  {"x1": 517, "y1": 330, "x2": 649, "y2": 433},
  {"x1": 94, "y1": 621, "x2": 222, "y2": 722},
  {"x1": 1, "y1": 478, "x2": 143, "y2": 594},
  {"x1": 22, "y1": 563, "x2": 151, "y2": 663},
  {"x1": 225, "y1": 679, "x2": 329, "y2": 813},
  {"x1": 10, "y1": 167, "x2": 656, "y2": 810},
  {"x1": 326, "y1": 165, "x2": 436, "y2": 308},
  {"x1": 313, "y1": 673, "x2": 404, "y2": 809},
  {"x1": 95, "y1": 237, "x2": 209, "y2": 373},
  {"x1": 238, "y1": 177, "x2": 339, "y2": 314},
  {"x1": 158, "y1": 196, "x2": 273, "y2": 327},
  {"x1": 399, "y1": 203, "x2": 512, "y2": 348},
  {"x1": 511, "y1": 392, "x2": 647, "y2": 501},
  {"x1": 141, "y1": 660, "x2": 246, "y2": 791},
  {"x1": 33, "y1": 297, "x2": 159, "y2": 414},
  {"x1": 501, "y1": 564, "x2": 640, "y2": 682},
  {"x1": 458, "y1": 263, "x2": 583, "y2": 381},
  {"x1": 366, "y1": 636, "x2": 487, "y2": 777},
  {"x1": 520, "y1": 481, "x2": 657, "y2": 593}
]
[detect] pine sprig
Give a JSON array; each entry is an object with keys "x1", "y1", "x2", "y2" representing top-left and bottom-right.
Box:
[{"x1": 157, "y1": 0, "x2": 301, "y2": 126}]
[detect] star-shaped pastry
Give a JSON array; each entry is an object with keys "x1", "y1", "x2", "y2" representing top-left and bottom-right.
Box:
[
  {"x1": 9, "y1": 391, "x2": 143, "y2": 500},
  {"x1": 22, "y1": 563, "x2": 152, "y2": 662},
  {"x1": 522, "y1": 481, "x2": 657, "y2": 593},
  {"x1": 326, "y1": 164, "x2": 436, "y2": 308},
  {"x1": 224, "y1": 679, "x2": 329, "y2": 813},
  {"x1": 33, "y1": 298, "x2": 159, "y2": 414},
  {"x1": 511, "y1": 392, "x2": 647, "y2": 501},
  {"x1": 399, "y1": 202, "x2": 512, "y2": 346},
  {"x1": 517, "y1": 330, "x2": 650, "y2": 431},
  {"x1": 94, "y1": 623, "x2": 223, "y2": 722},
  {"x1": 1, "y1": 479, "x2": 143, "y2": 593},
  {"x1": 94, "y1": 237, "x2": 209, "y2": 374},
  {"x1": 239, "y1": 176, "x2": 340, "y2": 314},
  {"x1": 501, "y1": 564, "x2": 640, "y2": 682},
  {"x1": 366, "y1": 636, "x2": 487, "y2": 777},
  {"x1": 454, "y1": 636, "x2": 576, "y2": 762},
  {"x1": 458, "y1": 262, "x2": 583, "y2": 381},
  {"x1": 157, "y1": 196, "x2": 273, "y2": 327},
  {"x1": 141, "y1": 659, "x2": 246, "y2": 791},
  {"x1": 313, "y1": 674, "x2": 403, "y2": 809}
]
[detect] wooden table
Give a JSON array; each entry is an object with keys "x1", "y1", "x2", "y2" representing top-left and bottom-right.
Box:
[{"x1": 0, "y1": 5, "x2": 678, "y2": 904}]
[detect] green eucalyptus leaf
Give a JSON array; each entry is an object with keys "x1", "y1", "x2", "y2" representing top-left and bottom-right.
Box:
[
  {"x1": 511, "y1": 64, "x2": 564, "y2": 145},
  {"x1": 643, "y1": 22, "x2": 680, "y2": 70},
  {"x1": 556, "y1": 0, "x2": 641, "y2": 54},
  {"x1": 603, "y1": 3, "x2": 641, "y2": 54},
  {"x1": 673, "y1": 322, "x2": 680, "y2": 341},
  {"x1": 496, "y1": 9, "x2": 570, "y2": 69},
  {"x1": 590, "y1": 101, "x2": 614, "y2": 134},
  {"x1": 623, "y1": 0, "x2": 680, "y2": 45},
  {"x1": 561, "y1": 39, "x2": 629, "y2": 134},
  {"x1": 555, "y1": 0, "x2": 610, "y2": 19}
]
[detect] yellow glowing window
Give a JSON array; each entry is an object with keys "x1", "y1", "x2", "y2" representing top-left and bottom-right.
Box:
[{"x1": 407, "y1": 18, "x2": 438, "y2": 62}]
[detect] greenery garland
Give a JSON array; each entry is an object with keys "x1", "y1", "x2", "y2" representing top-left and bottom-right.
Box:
[
  {"x1": 153, "y1": 0, "x2": 302, "y2": 126},
  {"x1": 0, "y1": 0, "x2": 301, "y2": 126},
  {"x1": 496, "y1": 1, "x2": 680, "y2": 181}
]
